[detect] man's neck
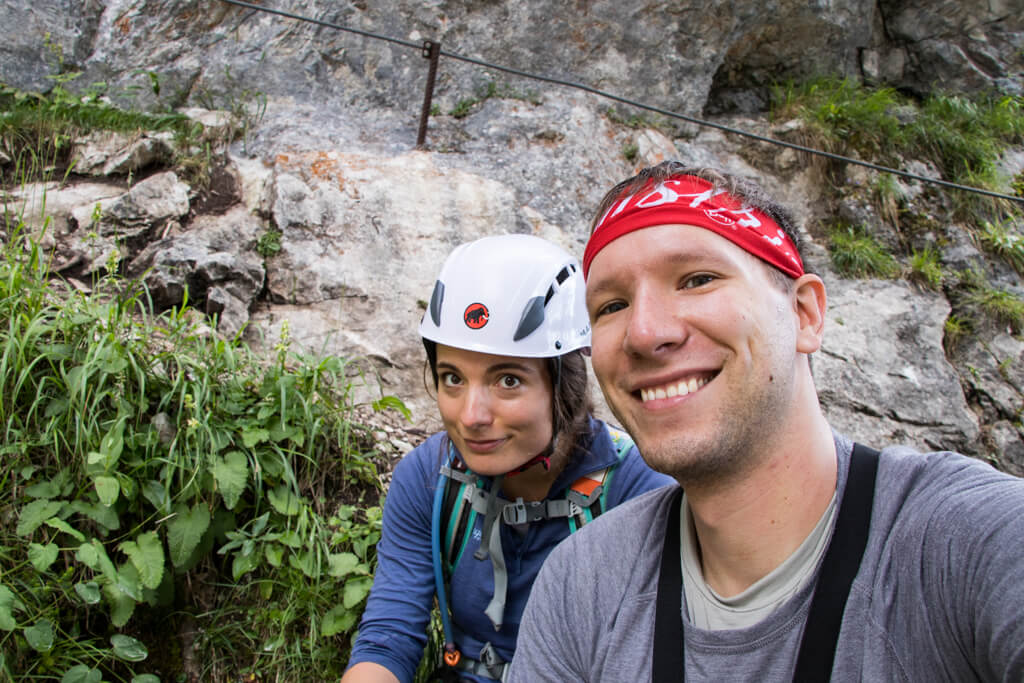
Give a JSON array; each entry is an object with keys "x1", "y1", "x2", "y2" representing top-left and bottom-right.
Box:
[{"x1": 685, "y1": 410, "x2": 838, "y2": 598}]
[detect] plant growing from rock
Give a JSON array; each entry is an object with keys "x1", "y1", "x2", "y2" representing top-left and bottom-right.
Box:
[
  {"x1": 772, "y1": 78, "x2": 1024, "y2": 224},
  {"x1": 827, "y1": 222, "x2": 899, "y2": 279},
  {"x1": 908, "y1": 247, "x2": 944, "y2": 290},
  {"x1": 0, "y1": 79, "x2": 193, "y2": 188},
  {"x1": 943, "y1": 314, "x2": 971, "y2": 353},
  {"x1": 978, "y1": 218, "x2": 1024, "y2": 274},
  {"x1": 964, "y1": 285, "x2": 1024, "y2": 335}
]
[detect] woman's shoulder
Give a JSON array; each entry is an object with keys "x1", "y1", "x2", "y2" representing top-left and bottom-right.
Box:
[{"x1": 390, "y1": 430, "x2": 448, "y2": 489}]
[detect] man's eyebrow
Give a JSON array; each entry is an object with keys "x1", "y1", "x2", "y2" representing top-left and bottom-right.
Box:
[{"x1": 586, "y1": 247, "x2": 731, "y2": 298}]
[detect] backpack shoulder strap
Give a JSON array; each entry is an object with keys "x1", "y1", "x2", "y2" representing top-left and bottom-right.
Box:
[
  {"x1": 651, "y1": 443, "x2": 880, "y2": 683},
  {"x1": 439, "y1": 459, "x2": 481, "y2": 571},
  {"x1": 565, "y1": 424, "x2": 633, "y2": 531},
  {"x1": 791, "y1": 442, "x2": 879, "y2": 681}
]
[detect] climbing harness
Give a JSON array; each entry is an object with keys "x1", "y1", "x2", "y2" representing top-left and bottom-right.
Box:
[
  {"x1": 651, "y1": 443, "x2": 880, "y2": 682},
  {"x1": 431, "y1": 426, "x2": 635, "y2": 680}
]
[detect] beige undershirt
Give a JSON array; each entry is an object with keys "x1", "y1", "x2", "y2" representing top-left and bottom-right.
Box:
[{"x1": 680, "y1": 490, "x2": 838, "y2": 630}]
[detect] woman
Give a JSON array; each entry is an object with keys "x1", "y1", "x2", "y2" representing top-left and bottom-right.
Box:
[{"x1": 343, "y1": 234, "x2": 672, "y2": 682}]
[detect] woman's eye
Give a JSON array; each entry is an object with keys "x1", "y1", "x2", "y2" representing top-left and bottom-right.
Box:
[
  {"x1": 441, "y1": 372, "x2": 462, "y2": 387},
  {"x1": 682, "y1": 274, "x2": 715, "y2": 289},
  {"x1": 499, "y1": 375, "x2": 521, "y2": 389}
]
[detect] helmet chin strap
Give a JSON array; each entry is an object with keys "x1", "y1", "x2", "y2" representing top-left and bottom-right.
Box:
[
  {"x1": 506, "y1": 354, "x2": 562, "y2": 479},
  {"x1": 505, "y1": 451, "x2": 551, "y2": 478}
]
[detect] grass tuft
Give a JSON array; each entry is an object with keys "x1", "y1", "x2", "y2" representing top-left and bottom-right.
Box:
[
  {"x1": 827, "y1": 223, "x2": 900, "y2": 279},
  {"x1": 908, "y1": 248, "x2": 944, "y2": 289},
  {"x1": 977, "y1": 218, "x2": 1024, "y2": 274}
]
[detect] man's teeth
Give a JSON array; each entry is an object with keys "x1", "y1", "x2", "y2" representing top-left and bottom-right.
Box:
[{"x1": 641, "y1": 377, "x2": 709, "y2": 402}]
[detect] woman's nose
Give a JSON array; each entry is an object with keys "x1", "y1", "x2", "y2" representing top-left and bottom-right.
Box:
[{"x1": 459, "y1": 386, "x2": 493, "y2": 428}]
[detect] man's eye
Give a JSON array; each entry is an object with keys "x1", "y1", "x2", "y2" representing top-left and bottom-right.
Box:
[
  {"x1": 595, "y1": 301, "x2": 626, "y2": 318},
  {"x1": 441, "y1": 373, "x2": 462, "y2": 387},
  {"x1": 499, "y1": 375, "x2": 521, "y2": 389},
  {"x1": 682, "y1": 274, "x2": 715, "y2": 289}
]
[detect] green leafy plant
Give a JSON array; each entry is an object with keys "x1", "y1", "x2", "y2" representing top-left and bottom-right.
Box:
[
  {"x1": 255, "y1": 228, "x2": 283, "y2": 258},
  {"x1": 827, "y1": 223, "x2": 899, "y2": 279},
  {"x1": 0, "y1": 226, "x2": 391, "y2": 681}
]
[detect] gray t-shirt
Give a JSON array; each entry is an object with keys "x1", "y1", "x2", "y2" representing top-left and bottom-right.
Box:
[
  {"x1": 681, "y1": 488, "x2": 837, "y2": 630},
  {"x1": 508, "y1": 433, "x2": 1024, "y2": 682}
]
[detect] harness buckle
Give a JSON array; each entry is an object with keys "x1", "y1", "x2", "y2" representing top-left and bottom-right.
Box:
[
  {"x1": 502, "y1": 498, "x2": 529, "y2": 524},
  {"x1": 478, "y1": 642, "x2": 508, "y2": 680}
]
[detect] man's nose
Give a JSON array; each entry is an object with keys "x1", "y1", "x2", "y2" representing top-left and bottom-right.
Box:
[{"x1": 623, "y1": 288, "x2": 687, "y2": 358}]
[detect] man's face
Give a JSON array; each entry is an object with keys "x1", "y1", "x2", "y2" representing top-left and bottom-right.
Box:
[{"x1": 585, "y1": 223, "x2": 802, "y2": 484}]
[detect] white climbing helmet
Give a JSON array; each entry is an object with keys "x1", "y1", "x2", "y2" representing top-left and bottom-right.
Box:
[{"x1": 419, "y1": 234, "x2": 591, "y2": 358}]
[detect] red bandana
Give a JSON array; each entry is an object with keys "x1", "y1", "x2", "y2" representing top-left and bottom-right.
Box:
[{"x1": 582, "y1": 175, "x2": 804, "y2": 280}]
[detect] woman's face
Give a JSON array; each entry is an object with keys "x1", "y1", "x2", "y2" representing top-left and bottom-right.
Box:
[{"x1": 435, "y1": 344, "x2": 554, "y2": 477}]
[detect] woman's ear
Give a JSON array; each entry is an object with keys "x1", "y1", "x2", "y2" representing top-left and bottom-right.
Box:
[{"x1": 793, "y1": 274, "x2": 827, "y2": 354}]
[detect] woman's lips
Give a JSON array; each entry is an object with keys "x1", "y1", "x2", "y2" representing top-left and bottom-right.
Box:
[{"x1": 462, "y1": 437, "x2": 507, "y2": 453}]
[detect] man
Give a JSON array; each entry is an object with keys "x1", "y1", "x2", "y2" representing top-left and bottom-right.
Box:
[{"x1": 508, "y1": 163, "x2": 1024, "y2": 681}]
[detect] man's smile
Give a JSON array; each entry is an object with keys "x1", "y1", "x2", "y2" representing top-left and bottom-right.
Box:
[{"x1": 638, "y1": 373, "x2": 715, "y2": 403}]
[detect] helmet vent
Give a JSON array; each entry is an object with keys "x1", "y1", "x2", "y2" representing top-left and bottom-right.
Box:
[
  {"x1": 429, "y1": 280, "x2": 445, "y2": 326},
  {"x1": 556, "y1": 267, "x2": 570, "y2": 285},
  {"x1": 513, "y1": 296, "x2": 546, "y2": 342}
]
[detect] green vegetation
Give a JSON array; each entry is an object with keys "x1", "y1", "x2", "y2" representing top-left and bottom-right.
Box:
[
  {"x1": 255, "y1": 228, "x2": 283, "y2": 258},
  {"x1": 0, "y1": 76, "x2": 196, "y2": 188},
  {"x1": 826, "y1": 223, "x2": 900, "y2": 279},
  {"x1": 908, "y1": 248, "x2": 944, "y2": 290},
  {"x1": 622, "y1": 142, "x2": 639, "y2": 163},
  {"x1": 1, "y1": 59, "x2": 266, "y2": 193},
  {"x1": 1011, "y1": 171, "x2": 1024, "y2": 198},
  {"x1": 948, "y1": 268, "x2": 1024, "y2": 338},
  {"x1": 978, "y1": 218, "x2": 1024, "y2": 274},
  {"x1": 449, "y1": 79, "x2": 542, "y2": 119},
  {"x1": 192, "y1": 66, "x2": 268, "y2": 155},
  {"x1": 772, "y1": 78, "x2": 1024, "y2": 219},
  {"x1": 0, "y1": 226, "x2": 391, "y2": 681},
  {"x1": 963, "y1": 284, "x2": 1024, "y2": 334},
  {"x1": 943, "y1": 314, "x2": 971, "y2": 353}
]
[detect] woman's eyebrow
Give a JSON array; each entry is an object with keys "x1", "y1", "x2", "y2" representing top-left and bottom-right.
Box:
[
  {"x1": 435, "y1": 361, "x2": 539, "y2": 375},
  {"x1": 489, "y1": 362, "x2": 538, "y2": 375}
]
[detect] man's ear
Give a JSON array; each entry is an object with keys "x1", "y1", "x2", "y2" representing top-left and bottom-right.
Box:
[{"x1": 793, "y1": 274, "x2": 827, "y2": 354}]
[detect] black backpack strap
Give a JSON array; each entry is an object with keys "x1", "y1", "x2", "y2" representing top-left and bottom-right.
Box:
[
  {"x1": 651, "y1": 444, "x2": 880, "y2": 683},
  {"x1": 652, "y1": 487, "x2": 685, "y2": 683},
  {"x1": 792, "y1": 443, "x2": 879, "y2": 682}
]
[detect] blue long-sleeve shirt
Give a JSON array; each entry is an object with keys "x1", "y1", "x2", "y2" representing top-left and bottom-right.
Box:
[{"x1": 346, "y1": 416, "x2": 674, "y2": 682}]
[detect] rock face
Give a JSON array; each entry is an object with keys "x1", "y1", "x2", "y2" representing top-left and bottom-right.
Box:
[
  {"x1": 2, "y1": 1, "x2": 1021, "y2": 113},
  {"x1": 2, "y1": 0, "x2": 1023, "y2": 471}
]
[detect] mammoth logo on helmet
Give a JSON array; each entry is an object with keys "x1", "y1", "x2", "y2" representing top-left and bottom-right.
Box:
[{"x1": 463, "y1": 303, "x2": 489, "y2": 329}]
